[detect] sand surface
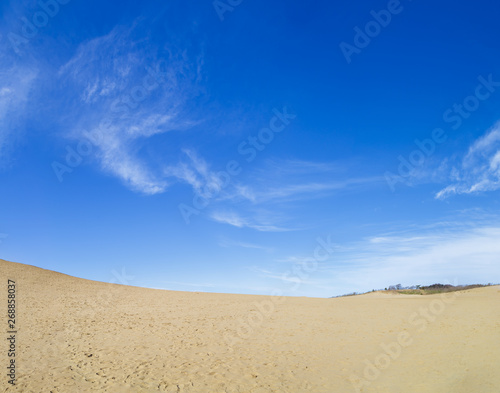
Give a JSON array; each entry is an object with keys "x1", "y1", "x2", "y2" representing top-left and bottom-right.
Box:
[{"x1": 1, "y1": 258, "x2": 499, "y2": 392}]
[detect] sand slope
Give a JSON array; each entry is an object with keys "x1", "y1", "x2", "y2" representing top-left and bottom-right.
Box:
[{"x1": 1, "y1": 258, "x2": 499, "y2": 392}]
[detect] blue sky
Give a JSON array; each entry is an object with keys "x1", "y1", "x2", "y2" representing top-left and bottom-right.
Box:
[{"x1": 1, "y1": 0, "x2": 500, "y2": 297}]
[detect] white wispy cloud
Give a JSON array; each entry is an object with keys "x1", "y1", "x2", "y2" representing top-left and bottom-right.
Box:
[
  {"x1": 0, "y1": 63, "x2": 38, "y2": 163},
  {"x1": 164, "y1": 149, "x2": 225, "y2": 196},
  {"x1": 210, "y1": 210, "x2": 292, "y2": 232},
  {"x1": 174, "y1": 157, "x2": 382, "y2": 231},
  {"x1": 221, "y1": 158, "x2": 382, "y2": 204},
  {"x1": 316, "y1": 223, "x2": 500, "y2": 295},
  {"x1": 259, "y1": 158, "x2": 344, "y2": 175},
  {"x1": 169, "y1": 157, "x2": 364, "y2": 204},
  {"x1": 218, "y1": 237, "x2": 274, "y2": 252},
  {"x1": 164, "y1": 154, "x2": 369, "y2": 230},
  {"x1": 436, "y1": 122, "x2": 500, "y2": 199},
  {"x1": 250, "y1": 223, "x2": 500, "y2": 297},
  {"x1": 233, "y1": 177, "x2": 382, "y2": 203},
  {"x1": 58, "y1": 25, "x2": 202, "y2": 194}
]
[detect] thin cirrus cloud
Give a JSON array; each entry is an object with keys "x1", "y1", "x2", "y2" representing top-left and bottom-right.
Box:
[
  {"x1": 171, "y1": 156, "x2": 384, "y2": 231},
  {"x1": 0, "y1": 63, "x2": 38, "y2": 163},
  {"x1": 436, "y1": 122, "x2": 500, "y2": 199},
  {"x1": 332, "y1": 226, "x2": 500, "y2": 291},
  {"x1": 210, "y1": 210, "x2": 292, "y2": 232},
  {"x1": 247, "y1": 219, "x2": 500, "y2": 297},
  {"x1": 221, "y1": 158, "x2": 384, "y2": 204},
  {"x1": 164, "y1": 152, "x2": 378, "y2": 230},
  {"x1": 57, "y1": 25, "x2": 383, "y2": 208},
  {"x1": 171, "y1": 155, "x2": 369, "y2": 204},
  {"x1": 163, "y1": 149, "x2": 226, "y2": 196},
  {"x1": 230, "y1": 177, "x2": 383, "y2": 204},
  {"x1": 218, "y1": 237, "x2": 274, "y2": 252},
  {"x1": 58, "y1": 25, "x2": 202, "y2": 194}
]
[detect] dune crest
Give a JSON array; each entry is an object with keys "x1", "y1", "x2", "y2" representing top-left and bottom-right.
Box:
[{"x1": 1, "y1": 259, "x2": 499, "y2": 392}]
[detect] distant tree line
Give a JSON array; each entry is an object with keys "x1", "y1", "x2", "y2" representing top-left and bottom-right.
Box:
[
  {"x1": 385, "y1": 283, "x2": 498, "y2": 291},
  {"x1": 332, "y1": 283, "x2": 498, "y2": 298}
]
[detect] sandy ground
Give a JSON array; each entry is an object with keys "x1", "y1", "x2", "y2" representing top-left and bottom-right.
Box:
[{"x1": 1, "y1": 258, "x2": 499, "y2": 393}]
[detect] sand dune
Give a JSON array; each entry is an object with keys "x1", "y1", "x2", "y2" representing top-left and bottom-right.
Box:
[{"x1": 1, "y1": 258, "x2": 499, "y2": 392}]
